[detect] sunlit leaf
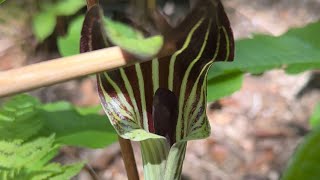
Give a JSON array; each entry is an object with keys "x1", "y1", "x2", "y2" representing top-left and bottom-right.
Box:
[
  {"x1": 104, "y1": 17, "x2": 164, "y2": 59},
  {"x1": 32, "y1": 0, "x2": 86, "y2": 41},
  {"x1": 52, "y1": 0, "x2": 85, "y2": 15},
  {"x1": 58, "y1": 14, "x2": 164, "y2": 59},
  {"x1": 58, "y1": 16, "x2": 84, "y2": 56},
  {"x1": 32, "y1": 11, "x2": 56, "y2": 41}
]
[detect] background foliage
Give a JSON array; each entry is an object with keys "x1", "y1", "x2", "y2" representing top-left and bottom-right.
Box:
[{"x1": 0, "y1": 95, "x2": 117, "y2": 179}]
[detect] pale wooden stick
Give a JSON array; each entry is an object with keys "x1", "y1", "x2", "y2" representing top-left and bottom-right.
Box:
[{"x1": 0, "y1": 47, "x2": 135, "y2": 97}]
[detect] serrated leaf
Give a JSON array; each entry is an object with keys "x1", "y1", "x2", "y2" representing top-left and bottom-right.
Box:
[
  {"x1": 309, "y1": 103, "x2": 320, "y2": 128},
  {"x1": 49, "y1": 162, "x2": 84, "y2": 180},
  {"x1": 0, "y1": 135, "x2": 55, "y2": 169},
  {"x1": 104, "y1": 17, "x2": 164, "y2": 59},
  {"x1": 0, "y1": 95, "x2": 43, "y2": 141},
  {"x1": 40, "y1": 101, "x2": 117, "y2": 148},
  {"x1": 282, "y1": 126, "x2": 320, "y2": 180},
  {"x1": 0, "y1": 95, "x2": 85, "y2": 180}
]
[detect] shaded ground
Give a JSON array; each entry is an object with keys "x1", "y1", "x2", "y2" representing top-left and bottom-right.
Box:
[{"x1": 1, "y1": 0, "x2": 320, "y2": 180}]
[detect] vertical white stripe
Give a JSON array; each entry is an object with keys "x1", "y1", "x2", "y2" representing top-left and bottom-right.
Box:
[
  {"x1": 168, "y1": 18, "x2": 205, "y2": 91},
  {"x1": 152, "y1": 58, "x2": 159, "y2": 93},
  {"x1": 176, "y1": 21, "x2": 212, "y2": 140},
  {"x1": 135, "y1": 64, "x2": 149, "y2": 131},
  {"x1": 222, "y1": 27, "x2": 230, "y2": 61},
  {"x1": 120, "y1": 68, "x2": 142, "y2": 126}
]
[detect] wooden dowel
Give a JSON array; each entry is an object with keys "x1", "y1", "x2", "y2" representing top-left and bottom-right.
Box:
[{"x1": 0, "y1": 47, "x2": 135, "y2": 97}]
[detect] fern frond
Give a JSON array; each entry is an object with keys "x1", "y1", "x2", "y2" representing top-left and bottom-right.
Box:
[
  {"x1": 47, "y1": 162, "x2": 84, "y2": 180},
  {"x1": 0, "y1": 95, "x2": 85, "y2": 180},
  {"x1": 0, "y1": 95, "x2": 43, "y2": 141},
  {"x1": 0, "y1": 135, "x2": 55, "y2": 169},
  {"x1": 0, "y1": 135, "x2": 83, "y2": 180}
]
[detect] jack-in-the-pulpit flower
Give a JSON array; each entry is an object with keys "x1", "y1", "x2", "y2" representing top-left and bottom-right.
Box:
[{"x1": 81, "y1": 0, "x2": 234, "y2": 179}]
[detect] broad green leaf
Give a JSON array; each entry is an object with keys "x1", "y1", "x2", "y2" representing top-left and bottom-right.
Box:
[
  {"x1": 32, "y1": 11, "x2": 56, "y2": 41},
  {"x1": 58, "y1": 16, "x2": 84, "y2": 57},
  {"x1": 286, "y1": 22, "x2": 320, "y2": 49},
  {"x1": 59, "y1": 15, "x2": 164, "y2": 59},
  {"x1": 33, "y1": 0, "x2": 86, "y2": 41},
  {"x1": 207, "y1": 72, "x2": 243, "y2": 102},
  {"x1": 40, "y1": 101, "x2": 117, "y2": 148},
  {"x1": 0, "y1": 95, "x2": 117, "y2": 148},
  {"x1": 104, "y1": 17, "x2": 164, "y2": 59},
  {"x1": 209, "y1": 22, "x2": 320, "y2": 80},
  {"x1": 51, "y1": 0, "x2": 85, "y2": 16},
  {"x1": 309, "y1": 103, "x2": 320, "y2": 128},
  {"x1": 75, "y1": 105, "x2": 102, "y2": 115},
  {"x1": 282, "y1": 126, "x2": 320, "y2": 180},
  {"x1": 0, "y1": 0, "x2": 5, "y2": 4},
  {"x1": 207, "y1": 22, "x2": 320, "y2": 102}
]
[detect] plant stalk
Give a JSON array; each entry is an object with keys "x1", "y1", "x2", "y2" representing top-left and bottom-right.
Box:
[
  {"x1": 118, "y1": 136, "x2": 140, "y2": 180},
  {"x1": 140, "y1": 138, "x2": 169, "y2": 180},
  {"x1": 86, "y1": 0, "x2": 98, "y2": 9}
]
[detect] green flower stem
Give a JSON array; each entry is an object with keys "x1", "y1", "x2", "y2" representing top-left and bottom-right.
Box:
[
  {"x1": 164, "y1": 142, "x2": 187, "y2": 180},
  {"x1": 140, "y1": 138, "x2": 169, "y2": 180},
  {"x1": 140, "y1": 139, "x2": 188, "y2": 180}
]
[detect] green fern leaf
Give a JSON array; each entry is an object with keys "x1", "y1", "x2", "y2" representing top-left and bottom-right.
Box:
[
  {"x1": 0, "y1": 95, "x2": 43, "y2": 141},
  {"x1": 0, "y1": 135, "x2": 55, "y2": 169}
]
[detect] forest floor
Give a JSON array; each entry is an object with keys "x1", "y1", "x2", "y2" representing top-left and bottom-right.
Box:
[{"x1": 1, "y1": 0, "x2": 320, "y2": 180}]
